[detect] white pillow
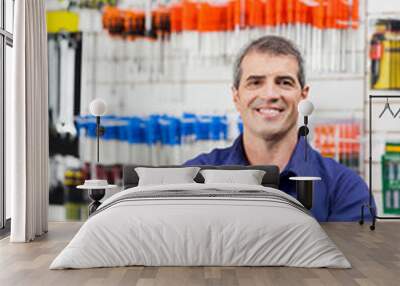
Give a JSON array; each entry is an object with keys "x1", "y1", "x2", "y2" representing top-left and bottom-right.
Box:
[
  {"x1": 200, "y1": 169, "x2": 266, "y2": 185},
  {"x1": 135, "y1": 167, "x2": 200, "y2": 186}
]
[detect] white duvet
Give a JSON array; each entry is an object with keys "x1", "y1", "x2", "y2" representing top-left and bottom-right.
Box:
[{"x1": 50, "y1": 183, "x2": 351, "y2": 269}]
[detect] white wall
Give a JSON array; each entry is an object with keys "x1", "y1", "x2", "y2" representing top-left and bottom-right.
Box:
[
  {"x1": 368, "y1": 0, "x2": 400, "y2": 15},
  {"x1": 78, "y1": 8, "x2": 366, "y2": 119}
]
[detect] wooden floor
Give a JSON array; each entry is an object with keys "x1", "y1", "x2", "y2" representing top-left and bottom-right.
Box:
[{"x1": 0, "y1": 222, "x2": 399, "y2": 286}]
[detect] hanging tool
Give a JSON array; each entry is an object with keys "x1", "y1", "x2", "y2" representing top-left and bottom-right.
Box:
[{"x1": 378, "y1": 97, "x2": 397, "y2": 118}]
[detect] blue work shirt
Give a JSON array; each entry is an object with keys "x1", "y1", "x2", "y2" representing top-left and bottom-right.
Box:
[{"x1": 184, "y1": 135, "x2": 375, "y2": 222}]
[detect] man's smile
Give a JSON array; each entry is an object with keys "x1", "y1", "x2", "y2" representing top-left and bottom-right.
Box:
[{"x1": 254, "y1": 106, "x2": 285, "y2": 120}]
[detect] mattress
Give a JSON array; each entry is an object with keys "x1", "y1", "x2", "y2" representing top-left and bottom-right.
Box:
[{"x1": 50, "y1": 183, "x2": 351, "y2": 269}]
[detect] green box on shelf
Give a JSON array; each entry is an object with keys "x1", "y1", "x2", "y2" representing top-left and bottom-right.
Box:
[{"x1": 381, "y1": 150, "x2": 400, "y2": 214}]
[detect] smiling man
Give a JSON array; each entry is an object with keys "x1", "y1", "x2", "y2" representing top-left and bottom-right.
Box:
[{"x1": 184, "y1": 35, "x2": 375, "y2": 222}]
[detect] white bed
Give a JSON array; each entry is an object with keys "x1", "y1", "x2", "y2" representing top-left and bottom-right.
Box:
[{"x1": 50, "y1": 183, "x2": 351, "y2": 269}]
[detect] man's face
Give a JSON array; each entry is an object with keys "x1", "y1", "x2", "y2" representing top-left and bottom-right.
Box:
[{"x1": 232, "y1": 51, "x2": 309, "y2": 140}]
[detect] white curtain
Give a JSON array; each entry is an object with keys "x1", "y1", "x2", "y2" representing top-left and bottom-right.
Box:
[{"x1": 8, "y1": 0, "x2": 49, "y2": 242}]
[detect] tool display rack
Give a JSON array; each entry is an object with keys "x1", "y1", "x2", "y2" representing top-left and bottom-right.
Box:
[
  {"x1": 360, "y1": 1, "x2": 400, "y2": 230},
  {"x1": 360, "y1": 95, "x2": 400, "y2": 230}
]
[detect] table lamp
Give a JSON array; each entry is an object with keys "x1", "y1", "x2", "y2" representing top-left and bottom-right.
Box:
[
  {"x1": 77, "y1": 99, "x2": 116, "y2": 215},
  {"x1": 298, "y1": 99, "x2": 314, "y2": 162},
  {"x1": 90, "y1": 98, "x2": 107, "y2": 164},
  {"x1": 290, "y1": 99, "x2": 321, "y2": 210}
]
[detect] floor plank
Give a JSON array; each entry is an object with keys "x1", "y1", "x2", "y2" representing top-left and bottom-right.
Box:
[{"x1": 0, "y1": 222, "x2": 399, "y2": 286}]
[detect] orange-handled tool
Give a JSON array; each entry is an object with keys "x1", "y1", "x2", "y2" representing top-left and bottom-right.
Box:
[
  {"x1": 265, "y1": 0, "x2": 276, "y2": 27},
  {"x1": 227, "y1": 0, "x2": 235, "y2": 30},
  {"x1": 249, "y1": 0, "x2": 265, "y2": 27},
  {"x1": 182, "y1": 0, "x2": 198, "y2": 31},
  {"x1": 287, "y1": 0, "x2": 295, "y2": 25},
  {"x1": 170, "y1": 3, "x2": 183, "y2": 33},
  {"x1": 351, "y1": 0, "x2": 359, "y2": 29},
  {"x1": 275, "y1": 0, "x2": 283, "y2": 26}
]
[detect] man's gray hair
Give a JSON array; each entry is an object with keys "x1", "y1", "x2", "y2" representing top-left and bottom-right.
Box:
[{"x1": 233, "y1": 35, "x2": 306, "y2": 89}]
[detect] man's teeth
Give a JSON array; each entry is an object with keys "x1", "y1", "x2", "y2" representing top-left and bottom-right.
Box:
[{"x1": 258, "y1": 108, "x2": 280, "y2": 115}]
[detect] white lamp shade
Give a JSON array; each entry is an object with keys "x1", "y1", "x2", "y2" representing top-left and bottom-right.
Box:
[
  {"x1": 89, "y1": 99, "x2": 107, "y2": 116},
  {"x1": 298, "y1": 99, "x2": 314, "y2": 116}
]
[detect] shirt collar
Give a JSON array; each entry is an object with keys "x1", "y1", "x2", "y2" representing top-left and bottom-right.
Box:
[
  {"x1": 282, "y1": 136, "x2": 317, "y2": 177},
  {"x1": 231, "y1": 134, "x2": 314, "y2": 177},
  {"x1": 228, "y1": 135, "x2": 250, "y2": 165}
]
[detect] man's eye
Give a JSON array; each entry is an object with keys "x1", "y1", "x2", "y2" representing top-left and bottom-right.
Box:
[
  {"x1": 248, "y1": 80, "x2": 261, "y2": 87},
  {"x1": 278, "y1": 79, "x2": 293, "y2": 86}
]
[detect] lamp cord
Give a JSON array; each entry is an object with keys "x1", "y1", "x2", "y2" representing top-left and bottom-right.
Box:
[
  {"x1": 304, "y1": 116, "x2": 308, "y2": 162},
  {"x1": 96, "y1": 116, "x2": 100, "y2": 164},
  {"x1": 305, "y1": 130, "x2": 308, "y2": 162}
]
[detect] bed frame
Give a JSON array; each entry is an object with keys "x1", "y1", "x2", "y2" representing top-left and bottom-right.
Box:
[{"x1": 122, "y1": 165, "x2": 280, "y2": 190}]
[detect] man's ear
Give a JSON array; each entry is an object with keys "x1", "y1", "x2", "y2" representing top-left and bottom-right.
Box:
[
  {"x1": 301, "y1": 85, "x2": 310, "y2": 100},
  {"x1": 231, "y1": 86, "x2": 241, "y2": 111}
]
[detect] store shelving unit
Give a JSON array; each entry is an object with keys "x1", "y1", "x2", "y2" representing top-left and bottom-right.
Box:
[{"x1": 362, "y1": 0, "x2": 400, "y2": 226}]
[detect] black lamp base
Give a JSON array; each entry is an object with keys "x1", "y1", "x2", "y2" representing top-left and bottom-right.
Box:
[
  {"x1": 88, "y1": 189, "x2": 105, "y2": 215},
  {"x1": 289, "y1": 177, "x2": 321, "y2": 210},
  {"x1": 295, "y1": 180, "x2": 314, "y2": 210}
]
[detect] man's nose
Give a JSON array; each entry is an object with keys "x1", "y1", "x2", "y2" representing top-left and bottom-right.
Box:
[{"x1": 260, "y1": 82, "x2": 280, "y2": 101}]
